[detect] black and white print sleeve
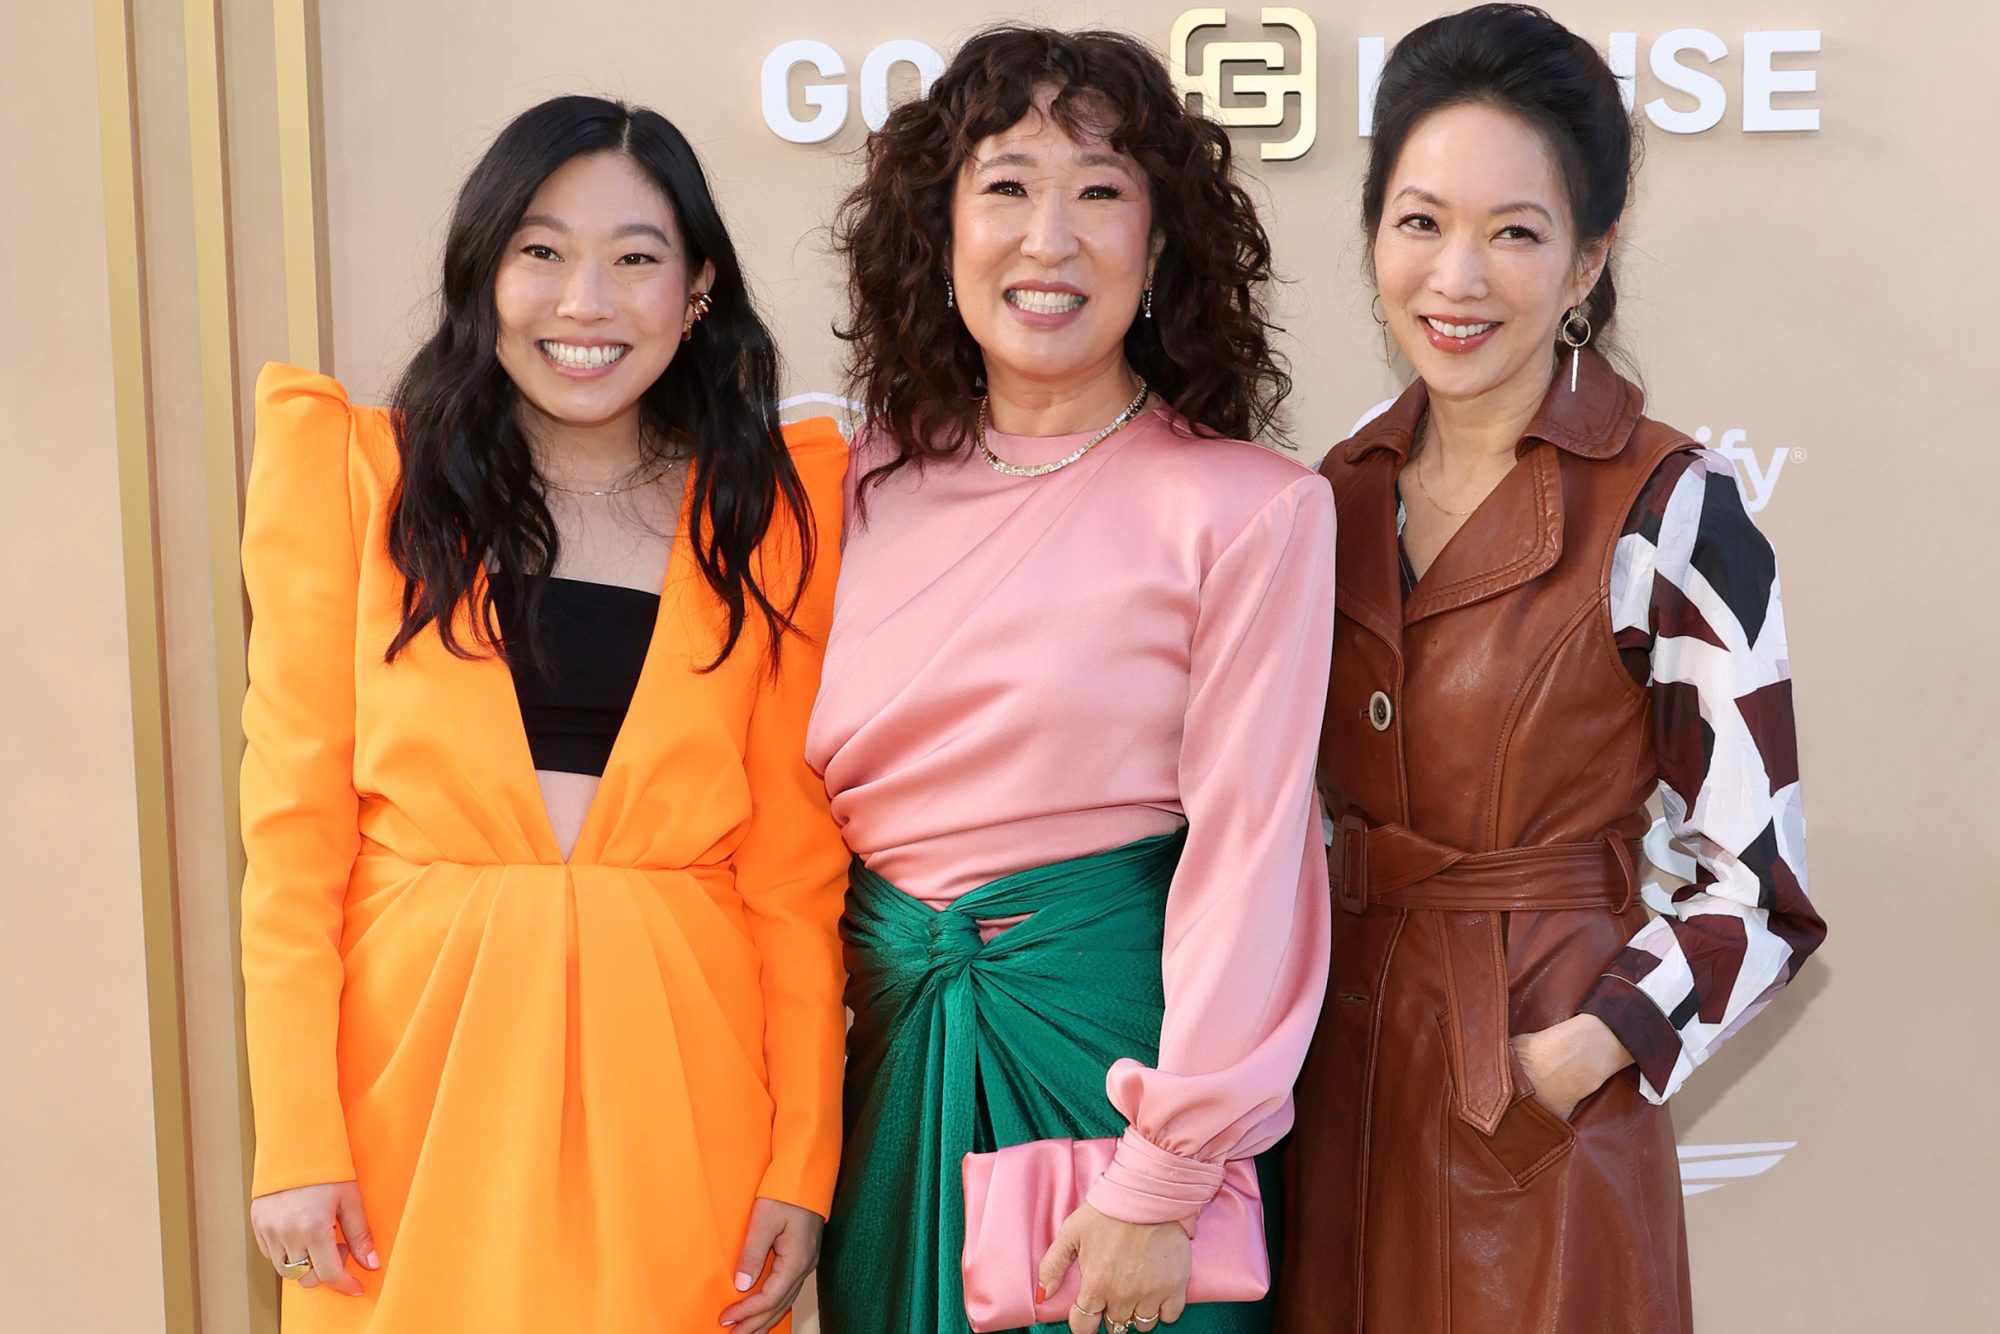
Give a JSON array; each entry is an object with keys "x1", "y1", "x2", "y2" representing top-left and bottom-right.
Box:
[{"x1": 1579, "y1": 448, "x2": 1828, "y2": 1102}]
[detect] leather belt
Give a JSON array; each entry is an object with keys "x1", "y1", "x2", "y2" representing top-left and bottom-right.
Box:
[
  {"x1": 1330, "y1": 817, "x2": 1638, "y2": 915},
  {"x1": 1327, "y1": 816, "x2": 1642, "y2": 1136}
]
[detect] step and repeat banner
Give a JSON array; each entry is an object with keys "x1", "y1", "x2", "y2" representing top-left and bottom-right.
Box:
[{"x1": 305, "y1": 2, "x2": 1992, "y2": 1328}]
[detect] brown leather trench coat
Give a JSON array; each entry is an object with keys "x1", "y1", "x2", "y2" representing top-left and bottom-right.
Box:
[{"x1": 1279, "y1": 354, "x2": 1695, "y2": 1333}]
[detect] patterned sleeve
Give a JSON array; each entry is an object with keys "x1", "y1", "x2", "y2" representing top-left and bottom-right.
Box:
[{"x1": 1578, "y1": 448, "x2": 1827, "y2": 1103}]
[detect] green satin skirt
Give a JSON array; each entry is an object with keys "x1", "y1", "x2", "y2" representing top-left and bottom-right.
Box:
[{"x1": 817, "y1": 831, "x2": 1278, "y2": 1334}]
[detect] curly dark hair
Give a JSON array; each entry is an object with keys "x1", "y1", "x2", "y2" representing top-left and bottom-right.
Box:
[{"x1": 832, "y1": 25, "x2": 1290, "y2": 491}]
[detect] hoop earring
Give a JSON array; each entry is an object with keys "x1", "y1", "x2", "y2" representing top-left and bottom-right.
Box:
[
  {"x1": 1143, "y1": 285, "x2": 1153, "y2": 320},
  {"x1": 1372, "y1": 294, "x2": 1394, "y2": 368},
  {"x1": 1561, "y1": 306, "x2": 1592, "y2": 392},
  {"x1": 945, "y1": 276, "x2": 955, "y2": 310}
]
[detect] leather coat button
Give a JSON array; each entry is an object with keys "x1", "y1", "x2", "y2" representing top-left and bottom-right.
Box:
[{"x1": 1367, "y1": 690, "x2": 1394, "y2": 731}]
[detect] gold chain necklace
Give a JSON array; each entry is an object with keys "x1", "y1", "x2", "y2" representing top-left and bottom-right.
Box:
[
  {"x1": 975, "y1": 377, "x2": 1150, "y2": 478},
  {"x1": 539, "y1": 456, "x2": 679, "y2": 498},
  {"x1": 1408, "y1": 414, "x2": 1478, "y2": 518}
]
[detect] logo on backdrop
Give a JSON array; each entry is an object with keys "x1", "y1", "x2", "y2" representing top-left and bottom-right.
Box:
[
  {"x1": 1169, "y1": 8, "x2": 1318, "y2": 161},
  {"x1": 758, "y1": 19, "x2": 1823, "y2": 148},
  {"x1": 760, "y1": 38, "x2": 944, "y2": 143},
  {"x1": 1678, "y1": 1141, "x2": 1797, "y2": 1197},
  {"x1": 1170, "y1": 12, "x2": 1822, "y2": 148},
  {"x1": 1692, "y1": 426, "x2": 1797, "y2": 514}
]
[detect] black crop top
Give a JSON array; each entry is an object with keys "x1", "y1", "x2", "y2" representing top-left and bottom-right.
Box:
[{"x1": 489, "y1": 572, "x2": 659, "y2": 777}]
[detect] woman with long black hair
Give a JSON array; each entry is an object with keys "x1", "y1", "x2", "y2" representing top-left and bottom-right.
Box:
[{"x1": 237, "y1": 96, "x2": 847, "y2": 1334}]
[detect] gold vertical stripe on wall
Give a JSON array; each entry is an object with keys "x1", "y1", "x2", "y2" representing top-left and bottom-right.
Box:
[
  {"x1": 275, "y1": 0, "x2": 330, "y2": 371},
  {"x1": 183, "y1": 0, "x2": 248, "y2": 802},
  {"x1": 94, "y1": 1, "x2": 201, "y2": 1330},
  {"x1": 184, "y1": 2, "x2": 273, "y2": 1327},
  {"x1": 183, "y1": 2, "x2": 246, "y2": 812}
]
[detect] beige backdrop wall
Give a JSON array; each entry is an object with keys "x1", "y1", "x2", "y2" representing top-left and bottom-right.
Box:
[
  {"x1": 0, "y1": 3, "x2": 170, "y2": 1332},
  {"x1": 15, "y1": 1, "x2": 1997, "y2": 1332}
]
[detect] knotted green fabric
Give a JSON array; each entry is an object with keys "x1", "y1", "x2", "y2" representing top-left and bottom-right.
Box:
[{"x1": 818, "y1": 831, "x2": 1276, "y2": 1334}]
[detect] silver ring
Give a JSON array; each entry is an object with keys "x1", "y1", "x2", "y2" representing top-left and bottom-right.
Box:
[
  {"x1": 1106, "y1": 1321, "x2": 1132, "y2": 1334},
  {"x1": 276, "y1": 1253, "x2": 314, "y2": 1280}
]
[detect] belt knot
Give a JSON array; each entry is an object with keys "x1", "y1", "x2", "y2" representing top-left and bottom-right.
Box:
[{"x1": 925, "y1": 910, "x2": 984, "y2": 973}]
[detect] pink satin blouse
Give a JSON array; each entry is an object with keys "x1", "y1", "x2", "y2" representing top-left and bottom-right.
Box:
[{"x1": 806, "y1": 406, "x2": 1336, "y2": 1225}]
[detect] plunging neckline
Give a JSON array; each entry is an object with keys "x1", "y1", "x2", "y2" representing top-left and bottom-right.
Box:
[{"x1": 481, "y1": 469, "x2": 696, "y2": 866}]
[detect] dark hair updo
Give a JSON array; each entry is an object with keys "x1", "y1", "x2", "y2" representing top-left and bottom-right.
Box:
[
  {"x1": 1363, "y1": 4, "x2": 1635, "y2": 346},
  {"x1": 834, "y1": 25, "x2": 1291, "y2": 491}
]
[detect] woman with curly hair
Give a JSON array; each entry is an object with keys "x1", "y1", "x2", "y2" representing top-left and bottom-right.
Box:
[{"x1": 807, "y1": 27, "x2": 1334, "y2": 1334}]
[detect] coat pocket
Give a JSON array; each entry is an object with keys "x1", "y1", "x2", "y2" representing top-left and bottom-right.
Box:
[
  {"x1": 1480, "y1": 1077, "x2": 1578, "y2": 1188},
  {"x1": 1435, "y1": 1013, "x2": 1576, "y2": 1190}
]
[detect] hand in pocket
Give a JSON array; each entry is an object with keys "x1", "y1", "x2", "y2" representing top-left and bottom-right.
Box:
[{"x1": 1509, "y1": 1013, "x2": 1634, "y2": 1121}]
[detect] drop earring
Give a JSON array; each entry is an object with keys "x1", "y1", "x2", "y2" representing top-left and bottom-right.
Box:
[
  {"x1": 1561, "y1": 306, "x2": 1592, "y2": 392},
  {"x1": 1143, "y1": 285, "x2": 1153, "y2": 320},
  {"x1": 1371, "y1": 294, "x2": 1394, "y2": 367},
  {"x1": 945, "y1": 276, "x2": 955, "y2": 310}
]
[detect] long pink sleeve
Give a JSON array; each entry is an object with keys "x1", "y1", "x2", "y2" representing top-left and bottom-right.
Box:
[
  {"x1": 1085, "y1": 476, "x2": 1336, "y2": 1226},
  {"x1": 809, "y1": 409, "x2": 1338, "y2": 1228}
]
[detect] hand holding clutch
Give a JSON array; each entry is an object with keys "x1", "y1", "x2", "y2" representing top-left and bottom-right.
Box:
[
  {"x1": 1039, "y1": 1203, "x2": 1189, "y2": 1332},
  {"x1": 960, "y1": 1137, "x2": 1268, "y2": 1332}
]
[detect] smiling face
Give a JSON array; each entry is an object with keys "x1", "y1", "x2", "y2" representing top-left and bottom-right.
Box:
[
  {"x1": 949, "y1": 86, "x2": 1158, "y2": 400},
  {"x1": 493, "y1": 150, "x2": 713, "y2": 440},
  {"x1": 1373, "y1": 101, "x2": 1608, "y2": 410}
]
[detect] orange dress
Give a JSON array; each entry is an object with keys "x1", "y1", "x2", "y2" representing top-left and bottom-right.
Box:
[{"x1": 238, "y1": 363, "x2": 849, "y2": 1333}]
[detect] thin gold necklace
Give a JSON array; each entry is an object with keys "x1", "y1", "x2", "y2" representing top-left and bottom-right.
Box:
[
  {"x1": 1409, "y1": 414, "x2": 1478, "y2": 518},
  {"x1": 539, "y1": 456, "x2": 679, "y2": 498},
  {"x1": 976, "y1": 377, "x2": 1150, "y2": 478}
]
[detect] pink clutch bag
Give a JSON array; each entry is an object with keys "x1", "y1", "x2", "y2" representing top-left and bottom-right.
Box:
[{"x1": 960, "y1": 1137, "x2": 1269, "y2": 1331}]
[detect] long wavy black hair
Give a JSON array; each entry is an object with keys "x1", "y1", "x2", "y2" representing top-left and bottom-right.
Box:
[{"x1": 385, "y1": 95, "x2": 813, "y2": 671}]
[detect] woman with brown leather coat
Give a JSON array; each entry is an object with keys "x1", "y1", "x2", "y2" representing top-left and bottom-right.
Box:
[{"x1": 1278, "y1": 7, "x2": 1826, "y2": 1331}]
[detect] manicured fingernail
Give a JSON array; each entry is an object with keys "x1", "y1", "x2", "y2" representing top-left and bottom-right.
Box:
[
  {"x1": 366, "y1": 1250, "x2": 380, "y2": 1269},
  {"x1": 1036, "y1": 1282, "x2": 1047, "y2": 1302},
  {"x1": 734, "y1": 1271, "x2": 754, "y2": 1292}
]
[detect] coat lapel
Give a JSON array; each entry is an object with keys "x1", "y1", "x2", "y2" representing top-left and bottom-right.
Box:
[
  {"x1": 1394, "y1": 350, "x2": 1644, "y2": 625},
  {"x1": 1331, "y1": 450, "x2": 1407, "y2": 651},
  {"x1": 1328, "y1": 387, "x2": 1419, "y2": 653},
  {"x1": 1404, "y1": 442, "x2": 1564, "y2": 624}
]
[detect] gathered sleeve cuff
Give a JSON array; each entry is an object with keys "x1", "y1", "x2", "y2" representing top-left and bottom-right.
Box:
[
  {"x1": 239, "y1": 363, "x2": 365, "y2": 1195},
  {"x1": 1086, "y1": 472, "x2": 1336, "y2": 1228},
  {"x1": 736, "y1": 418, "x2": 853, "y2": 1215}
]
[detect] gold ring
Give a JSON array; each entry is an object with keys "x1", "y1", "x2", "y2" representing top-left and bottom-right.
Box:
[
  {"x1": 1135, "y1": 1318, "x2": 1161, "y2": 1331},
  {"x1": 276, "y1": 1254, "x2": 314, "y2": 1280},
  {"x1": 1074, "y1": 1301, "x2": 1107, "y2": 1319}
]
